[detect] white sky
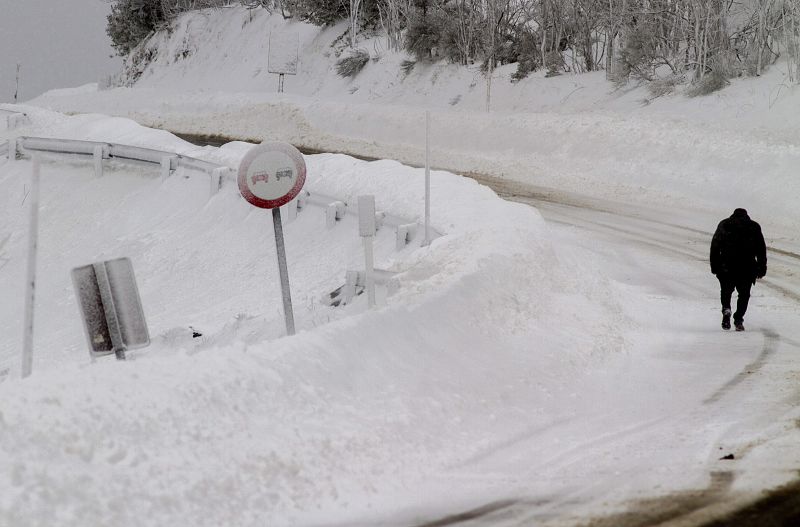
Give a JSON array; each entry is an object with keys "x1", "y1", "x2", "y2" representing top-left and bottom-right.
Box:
[{"x1": 0, "y1": 0, "x2": 121, "y2": 102}]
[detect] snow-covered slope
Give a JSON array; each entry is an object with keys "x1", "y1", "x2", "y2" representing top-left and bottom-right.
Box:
[
  {"x1": 0, "y1": 108, "x2": 634, "y2": 525},
  {"x1": 30, "y1": 7, "x2": 800, "y2": 233}
]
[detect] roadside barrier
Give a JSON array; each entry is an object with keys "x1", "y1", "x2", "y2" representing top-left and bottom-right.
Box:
[{"x1": 0, "y1": 135, "x2": 439, "y2": 245}]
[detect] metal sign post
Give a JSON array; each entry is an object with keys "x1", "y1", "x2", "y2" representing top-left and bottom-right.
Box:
[
  {"x1": 271, "y1": 207, "x2": 295, "y2": 334},
  {"x1": 21, "y1": 157, "x2": 40, "y2": 378},
  {"x1": 238, "y1": 142, "x2": 307, "y2": 337}
]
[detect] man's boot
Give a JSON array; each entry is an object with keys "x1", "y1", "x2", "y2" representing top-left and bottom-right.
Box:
[
  {"x1": 734, "y1": 319, "x2": 745, "y2": 332},
  {"x1": 721, "y1": 309, "x2": 731, "y2": 330}
]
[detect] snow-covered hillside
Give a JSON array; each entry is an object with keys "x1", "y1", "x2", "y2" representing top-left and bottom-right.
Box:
[{"x1": 31, "y1": 7, "x2": 800, "y2": 233}]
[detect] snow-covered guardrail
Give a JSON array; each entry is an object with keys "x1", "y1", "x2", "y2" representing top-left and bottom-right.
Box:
[
  {"x1": 0, "y1": 108, "x2": 28, "y2": 131},
  {"x1": 6, "y1": 136, "x2": 230, "y2": 196},
  {"x1": 0, "y1": 136, "x2": 438, "y2": 247}
]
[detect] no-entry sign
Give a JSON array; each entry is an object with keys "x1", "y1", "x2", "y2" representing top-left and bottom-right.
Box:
[
  {"x1": 238, "y1": 142, "x2": 306, "y2": 336},
  {"x1": 238, "y1": 142, "x2": 306, "y2": 209}
]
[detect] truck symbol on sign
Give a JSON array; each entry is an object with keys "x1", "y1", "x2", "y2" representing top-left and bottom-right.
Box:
[
  {"x1": 275, "y1": 168, "x2": 293, "y2": 181},
  {"x1": 251, "y1": 172, "x2": 269, "y2": 185}
]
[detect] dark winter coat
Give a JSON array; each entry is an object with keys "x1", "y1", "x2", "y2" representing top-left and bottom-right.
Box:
[{"x1": 710, "y1": 208, "x2": 767, "y2": 282}]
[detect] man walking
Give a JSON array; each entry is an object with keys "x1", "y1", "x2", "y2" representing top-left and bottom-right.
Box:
[{"x1": 710, "y1": 208, "x2": 767, "y2": 331}]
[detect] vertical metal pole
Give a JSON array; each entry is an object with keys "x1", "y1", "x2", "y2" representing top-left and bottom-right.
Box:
[
  {"x1": 272, "y1": 208, "x2": 296, "y2": 335},
  {"x1": 14, "y1": 63, "x2": 20, "y2": 104},
  {"x1": 93, "y1": 262, "x2": 126, "y2": 361},
  {"x1": 21, "y1": 157, "x2": 40, "y2": 378},
  {"x1": 424, "y1": 110, "x2": 431, "y2": 246},
  {"x1": 363, "y1": 237, "x2": 376, "y2": 308},
  {"x1": 93, "y1": 145, "x2": 104, "y2": 178}
]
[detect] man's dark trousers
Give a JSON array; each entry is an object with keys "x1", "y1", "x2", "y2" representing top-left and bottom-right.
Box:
[{"x1": 718, "y1": 273, "x2": 752, "y2": 323}]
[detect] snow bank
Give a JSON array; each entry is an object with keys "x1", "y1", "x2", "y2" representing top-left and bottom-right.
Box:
[{"x1": 0, "y1": 108, "x2": 628, "y2": 525}]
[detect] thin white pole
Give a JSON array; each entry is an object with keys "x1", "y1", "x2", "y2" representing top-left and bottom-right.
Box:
[
  {"x1": 424, "y1": 110, "x2": 431, "y2": 246},
  {"x1": 363, "y1": 236, "x2": 376, "y2": 308},
  {"x1": 21, "y1": 157, "x2": 40, "y2": 378}
]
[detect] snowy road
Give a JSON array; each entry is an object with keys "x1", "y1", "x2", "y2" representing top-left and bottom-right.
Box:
[
  {"x1": 164, "y1": 134, "x2": 800, "y2": 527},
  {"x1": 394, "y1": 177, "x2": 800, "y2": 527},
  {"x1": 4, "y1": 111, "x2": 797, "y2": 525}
]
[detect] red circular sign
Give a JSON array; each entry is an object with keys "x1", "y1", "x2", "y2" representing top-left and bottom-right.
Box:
[{"x1": 238, "y1": 142, "x2": 306, "y2": 209}]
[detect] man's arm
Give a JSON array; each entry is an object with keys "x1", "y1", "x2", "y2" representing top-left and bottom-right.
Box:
[
  {"x1": 710, "y1": 223, "x2": 723, "y2": 275},
  {"x1": 755, "y1": 224, "x2": 767, "y2": 278}
]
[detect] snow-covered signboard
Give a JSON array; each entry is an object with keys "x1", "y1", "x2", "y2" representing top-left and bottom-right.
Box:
[
  {"x1": 268, "y1": 31, "x2": 299, "y2": 75},
  {"x1": 238, "y1": 142, "x2": 306, "y2": 209},
  {"x1": 71, "y1": 257, "x2": 150, "y2": 360}
]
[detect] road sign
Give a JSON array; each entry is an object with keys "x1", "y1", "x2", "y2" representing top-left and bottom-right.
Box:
[
  {"x1": 238, "y1": 142, "x2": 306, "y2": 336},
  {"x1": 238, "y1": 142, "x2": 306, "y2": 209},
  {"x1": 72, "y1": 257, "x2": 150, "y2": 360}
]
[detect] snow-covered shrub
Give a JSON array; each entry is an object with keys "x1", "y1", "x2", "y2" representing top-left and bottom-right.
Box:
[
  {"x1": 404, "y1": 10, "x2": 442, "y2": 61},
  {"x1": 107, "y1": 0, "x2": 232, "y2": 56},
  {"x1": 545, "y1": 51, "x2": 564, "y2": 77},
  {"x1": 336, "y1": 50, "x2": 370, "y2": 77},
  {"x1": 510, "y1": 30, "x2": 542, "y2": 83},
  {"x1": 107, "y1": 0, "x2": 167, "y2": 55},
  {"x1": 400, "y1": 59, "x2": 416, "y2": 75},
  {"x1": 287, "y1": 0, "x2": 349, "y2": 26},
  {"x1": 646, "y1": 74, "x2": 684, "y2": 98},
  {"x1": 686, "y1": 68, "x2": 730, "y2": 97}
]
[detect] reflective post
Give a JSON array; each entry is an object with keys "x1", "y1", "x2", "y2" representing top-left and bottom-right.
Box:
[{"x1": 21, "y1": 157, "x2": 40, "y2": 378}]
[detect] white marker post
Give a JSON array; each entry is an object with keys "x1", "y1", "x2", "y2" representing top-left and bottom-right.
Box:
[
  {"x1": 238, "y1": 142, "x2": 307, "y2": 336},
  {"x1": 358, "y1": 195, "x2": 377, "y2": 308},
  {"x1": 424, "y1": 110, "x2": 431, "y2": 246},
  {"x1": 21, "y1": 157, "x2": 40, "y2": 378}
]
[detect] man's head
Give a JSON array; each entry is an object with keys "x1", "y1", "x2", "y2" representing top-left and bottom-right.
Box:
[{"x1": 732, "y1": 208, "x2": 748, "y2": 218}]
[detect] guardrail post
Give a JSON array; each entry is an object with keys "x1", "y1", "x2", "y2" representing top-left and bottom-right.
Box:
[
  {"x1": 286, "y1": 198, "x2": 298, "y2": 222},
  {"x1": 210, "y1": 167, "x2": 225, "y2": 197},
  {"x1": 375, "y1": 211, "x2": 386, "y2": 231},
  {"x1": 160, "y1": 156, "x2": 173, "y2": 181},
  {"x1": 7, "y1": 138, "x2": 17, "y2": 162},
  {"x1": 93, "y1": 145, "x2": 104, "y2": 178},
  {"x1": 326, "y1": 201, "x2": 346, "y2": 229},
  {"x1": 396, "y1": 223, "x2": 418, "y2": 250},
  {"x1": 297, "y1": 190, "x2": 309, "y2": 211},
  {"x1": 343, "y1": 270, "x2": 361, "y2": 304},
  {"x1": 8, "y1": 113, "x2": 26, "y2": 130}
]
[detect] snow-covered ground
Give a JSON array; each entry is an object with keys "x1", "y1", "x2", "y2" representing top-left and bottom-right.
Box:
[{"x1": 2, "y1": 6, "x2": 800, "y2": 526}]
